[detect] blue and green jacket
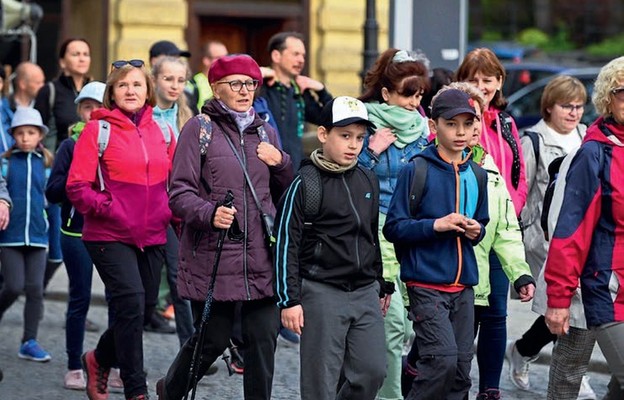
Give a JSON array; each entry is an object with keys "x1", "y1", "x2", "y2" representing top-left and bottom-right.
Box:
[
  {"x1": 0, "y1": 149, "x2": 48, "y2": 247},
  {"x1": 383, "y1": 145, "x2": 489, "y2": 286}
]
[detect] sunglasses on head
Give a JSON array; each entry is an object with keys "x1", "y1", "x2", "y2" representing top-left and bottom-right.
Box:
[{"x1": 110, "y1": 59, "x2": 145, "y2": 71}]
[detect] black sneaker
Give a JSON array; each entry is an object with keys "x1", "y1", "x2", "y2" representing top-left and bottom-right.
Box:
[{"x1": 144, "y1": 313, "x2": 176, "y2": 334}]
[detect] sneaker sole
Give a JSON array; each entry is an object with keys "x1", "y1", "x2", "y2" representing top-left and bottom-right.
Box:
[{"x1": 17, "y1": 352, "x2": 51, "y2": 362}]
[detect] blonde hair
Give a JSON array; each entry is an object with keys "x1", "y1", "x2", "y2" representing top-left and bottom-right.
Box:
[
  {"x1": 151, "y1": 56, "x2": 193, "y2": 130},
  {"x1": 592, "y1": 56, "x2": 624, "y2": 117},
  {"x1": 3, "y1": 134, "x2": 54, "y2": 168}
]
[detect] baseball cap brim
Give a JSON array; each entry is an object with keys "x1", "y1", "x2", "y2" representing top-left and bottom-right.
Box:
[
  {"x1": 438, "y1": 108, "x2": 478, "y2": 120},
  {"x1": 333, "y1": 116, "x2": 376, "y2": 129}
]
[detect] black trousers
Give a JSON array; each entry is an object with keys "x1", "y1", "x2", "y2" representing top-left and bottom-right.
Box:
[
  {"x1": 85, "y1": 241, "x2": 164, "y2": 398},
  {"x1": 163, "y1": 297, "x2": 280, "y2": 400}
]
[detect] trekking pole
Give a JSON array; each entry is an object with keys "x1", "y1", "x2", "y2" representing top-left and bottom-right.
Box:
[{"x1": 184, "y1": 190, "x2": 234, "y2": 400}]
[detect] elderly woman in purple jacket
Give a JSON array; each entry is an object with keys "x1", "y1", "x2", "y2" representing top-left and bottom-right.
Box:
[{"x1": 156, "y1": 54, "x2": 293, "y2": 400}]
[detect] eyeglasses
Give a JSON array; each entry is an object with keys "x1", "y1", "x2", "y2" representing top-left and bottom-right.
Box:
[
  {"x1": 216, "y1": 79, "x2": 259, "y2": 92},
  {"x1": 611, "y1": 87, "x2": 624, "y2": 101},
  {"x1": 557, "y1": 103, "x2": 584, "y2": 113},
  {"x1": 110, "y1": 59, "x2": 145, "y2": 71}
]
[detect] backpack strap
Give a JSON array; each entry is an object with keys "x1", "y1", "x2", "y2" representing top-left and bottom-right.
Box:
[
  {"x1": 48, "y1": 81, "x2": 55, "y2": 111},
  {"x1": 298, "y1": 164, "x2": 322, "y2": 222},
  {"x1": 469, "y1": 159, "x2": 488, "y2": 200},
  {"x1": 409, "y1": 157, "x2": 429, "y2": 217},
  {"x1": 256, "y1": 124, "x2": 270, "y2": 143},
  {"x1": 154, "y1": 119, "x2": 172, "y2": 147},
  {"x1": 96, "y1": 120, "x2": 111, "y2": 191},
  {"x1": 196, "y1": 114, "x2": 213, "y2": 194},
  {"x1": 523, "y1": 130, "x2": 540, "y2": 167}
]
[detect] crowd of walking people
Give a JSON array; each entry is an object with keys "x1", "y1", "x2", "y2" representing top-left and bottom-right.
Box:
[{"x1": 0, "y1": 30, "x2": 621, "y2": 400}]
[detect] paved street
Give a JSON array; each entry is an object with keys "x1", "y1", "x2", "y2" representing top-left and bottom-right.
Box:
[{"x1": 0, "y1": 268, "x2": 613, "y2": 399}]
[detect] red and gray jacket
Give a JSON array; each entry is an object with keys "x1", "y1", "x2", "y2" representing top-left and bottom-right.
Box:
[
  {"x1": 66, "y1": 106, "x2": 175, "y2": 249},
  {"x1": 545, "y1": 117, "x2": 624, "y2": 327}
]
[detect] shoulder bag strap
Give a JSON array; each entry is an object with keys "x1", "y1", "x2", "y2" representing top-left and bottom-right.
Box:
[{"x1": 222, "y1": 131, "x2": 264, "y2": 212}]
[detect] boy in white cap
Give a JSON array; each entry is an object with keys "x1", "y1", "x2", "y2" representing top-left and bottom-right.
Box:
[
  {"x1": 44, "y1": 81, "x2": 112, "y2": 391},
  {"x1": 274, "y1": 96, "x2": 394, "y2": 400}
]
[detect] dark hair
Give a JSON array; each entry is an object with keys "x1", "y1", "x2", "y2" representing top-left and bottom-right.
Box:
[
  {"x1": 421, "y1": 68, "x2": 454, "y2": 117},
  {"x1": 267, "y1": 31, "x2": 305, "y2": 54},
  {"x1": 359, "y1": 48, "x2": 430, "y2": 103},
  {"x1": 455, "y1": 47, "x2": 507, "y2": 110},
  {"x1": 58, "y1": 38, "x2": 91, "y2": 59}
]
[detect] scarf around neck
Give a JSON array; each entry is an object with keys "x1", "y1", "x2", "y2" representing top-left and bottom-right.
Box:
[
  {"x1": 218, "y1": 100, "x2": 255, "y2": 133},
  {"x1": 365, "y1": 102, "x2": 427, "y2": 149},
  {"x1": 310, "y1": 148, "x2": 356, "y2": 173}
]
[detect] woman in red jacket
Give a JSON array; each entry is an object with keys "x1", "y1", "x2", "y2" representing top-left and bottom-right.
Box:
[{"x1": 67, "y1": 59, "x2": 175, "y2": 400}]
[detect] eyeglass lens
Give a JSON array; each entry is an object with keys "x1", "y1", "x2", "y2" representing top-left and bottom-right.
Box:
[
  {"x1": 612, "y1": 87, "x2": 624, "y2": 101},
  {"x1": 559, "y1": 104, "x2": 584, "y2": 112},
  {"x1": 220, "y1": 80, "x2": 259, "y2": 92}
]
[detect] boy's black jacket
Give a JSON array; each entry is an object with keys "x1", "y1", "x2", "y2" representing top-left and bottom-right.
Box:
[{"x1": 274, "y1": 159, "x2": 387, "y2": 309}]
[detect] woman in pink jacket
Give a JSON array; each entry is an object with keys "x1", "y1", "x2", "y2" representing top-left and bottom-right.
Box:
[{"x1": 67, "y1": 59, "x2": 175, "y2": 400}]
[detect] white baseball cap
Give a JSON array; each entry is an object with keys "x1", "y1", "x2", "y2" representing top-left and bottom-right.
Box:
[{"x1": 319, "y1": 96, "x2": 376, "y2": 130}]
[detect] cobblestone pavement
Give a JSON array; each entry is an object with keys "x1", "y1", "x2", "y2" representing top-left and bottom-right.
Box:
[{"x1": 0, "y1": 269, "x2": 612, "y2": 399}]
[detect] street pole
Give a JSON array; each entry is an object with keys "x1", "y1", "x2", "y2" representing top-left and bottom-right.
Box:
[{"x1": 361, "y1": 0, "x2": 378, "y2": 91}]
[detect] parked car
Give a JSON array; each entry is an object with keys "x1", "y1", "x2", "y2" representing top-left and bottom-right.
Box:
[
  {"x1": 503, "y1": 62, "x2": 568, "y2": 96},
  {"x1": 505, "y1": 67, "x2": 601, "y2": 131}
]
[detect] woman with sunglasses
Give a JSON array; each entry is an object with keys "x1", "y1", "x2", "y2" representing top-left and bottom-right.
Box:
[
  {"x1": 66, "y1": 58, "x2": 174, "y2": 400},
  {"x1": 545, "y1": 55, "x2": 624, "y2": 400},
  {"x1": 507, "y1": 76, "x2": 597, "y2": 399},
  {"x1": 156, "y1": 54, "x2": 292, "y2": 400},
  {"x1": 357, "y1": 48, "x2": 431, "y2": 400}
]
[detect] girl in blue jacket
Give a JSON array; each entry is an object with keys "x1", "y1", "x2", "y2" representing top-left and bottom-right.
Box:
[{"x1": 0, "y1": 107, "x2": 54, "y2": 362}]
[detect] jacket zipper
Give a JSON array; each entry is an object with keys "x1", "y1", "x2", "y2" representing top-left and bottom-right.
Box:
[
  {"x1": 453, "y1": 162, "x2": 462, "y2": 285},
  {"x1": 239, "y1": 131, "x2": 251, "y2": 300},
  {"x1": 24, "y1": 153, "x2": 32, "y2": 245},
  {"x1": 138, "y1": 126, "x2": 149, "y2": 250},
  {"x1": 342, "y1": 175, "x2": 361, "y2": 270}
]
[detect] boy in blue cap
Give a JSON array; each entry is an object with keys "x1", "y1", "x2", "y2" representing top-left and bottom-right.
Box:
[{"x1": 384, "y1": 88, "x2": 490, "y2": 400}]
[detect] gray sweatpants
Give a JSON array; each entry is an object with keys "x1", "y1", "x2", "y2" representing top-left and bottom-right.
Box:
[{"x1": 299, "y1": 279, "x2": 386, "y2": 400}]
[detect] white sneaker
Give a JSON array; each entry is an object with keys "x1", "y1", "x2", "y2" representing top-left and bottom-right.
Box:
[
  {"x1": 63, "y1": 369, "x2": 86, "y2": 390},
  {"x1": 108, "y1": 367, "x2": 124, "y2": 393},
  {"x1": 505, "y1": 340, "x2": 538, "y2": 391},
  {"x1": 577, "y1": 375, "x2": 597, "y2": 400}
]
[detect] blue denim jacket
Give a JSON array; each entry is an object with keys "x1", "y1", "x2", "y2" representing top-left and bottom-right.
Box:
[{"x1": 358, "y1": 136, "x2": 429, "y2": 213}]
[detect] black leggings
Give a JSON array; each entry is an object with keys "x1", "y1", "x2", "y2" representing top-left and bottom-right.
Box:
[{"x1": 85, "y1": 241, "x2": 164, "y2": 398}]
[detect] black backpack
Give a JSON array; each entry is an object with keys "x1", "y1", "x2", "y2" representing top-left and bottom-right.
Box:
[
  {"x1": 408, "y1": 157, "x2": 488, "y2": 217},
  {"x1": 297, "y1": 163, "x2": 377, "y2": 222}
]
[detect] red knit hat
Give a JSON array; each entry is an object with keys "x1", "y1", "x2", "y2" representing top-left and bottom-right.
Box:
[{"x1": 208, "y1": 54, "x2": 263, "y2": 86}]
